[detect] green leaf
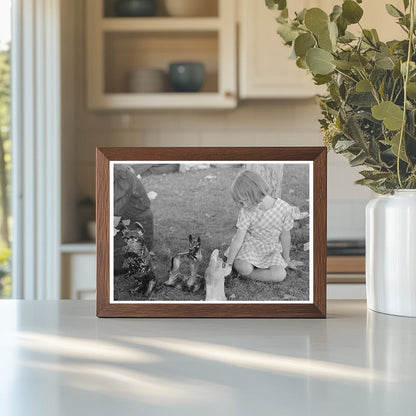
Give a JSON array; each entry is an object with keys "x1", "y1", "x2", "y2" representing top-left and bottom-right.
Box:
[
  {"x1": 403, "y1": 0, "x2": 409, "y2": 10},
  {"x1": 372, "y1": 101, "x2": 404, "y2": 131},
  {"x1": 350, "y1": 152, "x2": 367, "y2": 167},
  {"x1": 370, "y1": 67, "x2": 386, "y2": 85},
  {"x1": 313, "y1": 74, "x2": 332, "y2": 85},
  {"x1": 334, "y1": 140, "x2": 355, "y2": 151},
  {"x1": 276, "y1": 14, "x2": 287, "y2": 24},
  {"x1": 371, "y1": 29, "x2": 380, "y2": 42},
  {"x1": 330, "y1": 5, "x2": 342, "y2": 22},
  {"x1": 266, "y1": 0, "x2": 287, "y2": 11},
  {"x1": 355, "y1": 178, "x2": 378, "y2": 186},
  {"x1": 401, "y1": 61, "x2": 416, "y2": 76},
  {"x1": 296, "y1": 8, "x2": 307, "y2": 23},
  {"x1": 363, "y1": 29, "x2": 376, "y2": 46},
  {"x1": 294, "y1": 33, "x2": 316, "y2": 58},
  {"x1": 277, "y1": 23, "x2": 299, "y2": 43},
  {"x1": 336, "y1": 15, "x2": 348, "y2": 36},
  {"x1": 342, "y1": 0, "x2": 364, "y2": 24},
  {"x1": 375, "y1": 55, "x2": 395, "y2": 70},
  {"x1": 339, "y1": 31, "x2": 356, "y2": 43},
  {"x1": 385, "y1": 4, "x2": 404, "y2": 18},
  {"x1": 318, "y1": 27, "x2": 334, "y2": 52},
  {"x1": 378, "y1": 78, "x2": 386, "y2": 100},
  {"x1": 369, "y1": 136, "x2": 382, "y2": 163},
  {"x1": 348, "y1": 92, "x2": 377, "y2": 107},
  {"x1": 356, "y1": 79, "x2": 372, "y2": 92},
  {"x1": 304, "y1": 8, "x2": 329, "y2": 35},
  {"x1": 306, "y1": 48, "x2": 335, "y2": 75},
  {"x1": 350, "y1": 54, "x2": 368, "y2": 70},
  {"x1": 399, "y1": 14, "x2": 411, "y2": 29},
  {"x1": 386, "y1": 132, "x2": 409, "y2": 162},
  {"x1": 344, "y1": 114, "x2": 367, "y2": 147},
  {"x1": 333, "y1": 60, "x2": 352, "y2": 70},
  {"x1": 360, "y1": 170, "x2": 391, "y2": 181},
  {"x1": 328, "y1": 21, "x2": 338, "y2": 45},
  {"x1": 296, "y1": 57, "x2": 308, "y2": 69},
  {"x1": 393, "y1": 60, "x2": 402, "y2": 79},
  {"x1": 407, "y1": 82, "x2": 416, "y2": 99}
]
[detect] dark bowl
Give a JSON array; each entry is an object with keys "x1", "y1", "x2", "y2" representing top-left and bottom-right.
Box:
[
  {"x1": 114, "y1": 0, "x2": 158, "y2": 17},
  {"x1": 168, "y1": 62, "x2": 205, "y2": 93}
]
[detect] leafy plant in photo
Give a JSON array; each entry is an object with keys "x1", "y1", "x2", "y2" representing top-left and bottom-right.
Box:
[{"x1": 266, "y1": 0, "x2": 416, "y2": 194}]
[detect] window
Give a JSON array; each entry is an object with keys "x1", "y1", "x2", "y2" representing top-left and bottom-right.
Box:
[{"x1": 0, "y1": 0, "x2": 11, "y2": 298}]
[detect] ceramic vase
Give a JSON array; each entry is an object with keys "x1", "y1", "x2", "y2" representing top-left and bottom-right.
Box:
[{"x1": 366, "y1": 190, "x2": 416, "y2": 317}]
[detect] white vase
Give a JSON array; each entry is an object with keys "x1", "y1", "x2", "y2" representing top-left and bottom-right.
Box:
[{"x1": 366, "y1": 190, "x2": 416, "y2": 317}]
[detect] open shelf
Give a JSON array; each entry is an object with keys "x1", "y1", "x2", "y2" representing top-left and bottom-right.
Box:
[
  {"x1": 104, "y1": 31, "x2": 218, "y2": 94},
  {"x1": 103, "y1": 0, "x2": 219, "y2": 18},
  {"x1": 87, "y1": 0, "x2": 236, "y2": 109},
  {"x1": 101, "y1": 17, "x2": 221, "y2": 31}
]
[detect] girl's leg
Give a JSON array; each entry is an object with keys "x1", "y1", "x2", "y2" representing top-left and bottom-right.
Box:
[
  {"x1": 234, "y1": 260, "x2": 286, "y2": 282},
  {"x1": 248, "y1": 265, "x2": 287, "y2": 282},
  {"x1": 233, "y1": 259, "x2": 254, "y2": 276}
]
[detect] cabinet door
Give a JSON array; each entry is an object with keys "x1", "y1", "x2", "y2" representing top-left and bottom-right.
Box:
[
  {"x1": 239, "y1": 0, "x2": 325, "y2": 99},
  {"x1": 239, "y1": 0, "x2": 404, "y2": 99},
  {"x1": 62, "y1": 253, "x2": 96, "y2": 300}
]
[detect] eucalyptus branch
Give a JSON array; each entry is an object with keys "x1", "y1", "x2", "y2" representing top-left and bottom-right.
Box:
[
  {"x1": 390, "y1": 79, "x2": 398, "y2": 101},
  {"x1": 397, "y1": 0, "x2": 415, "y2": 188},
  {"x1": 358, "y1": 69, "x2": 381, "y2": 104},
  {"x1": 393, "y1": 85, "x2": 404, "y2": 103},
  {"x1": 333, "y1": 69, "x2": 357, "y2": 84}
]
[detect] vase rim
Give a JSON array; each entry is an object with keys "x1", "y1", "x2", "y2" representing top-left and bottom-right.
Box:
[{"x1": 395, "y1": 189, "x2": 416, "y2": 194}]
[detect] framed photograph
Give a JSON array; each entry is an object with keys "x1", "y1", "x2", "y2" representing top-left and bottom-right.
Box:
[{"x1": 96, "y1": 147, "x2": 327, "y2": 318}]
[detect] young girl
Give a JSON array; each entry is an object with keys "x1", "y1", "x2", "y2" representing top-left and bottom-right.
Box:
[{"x1": 226, "y1": 170, "x2": 294, "y2": 282}]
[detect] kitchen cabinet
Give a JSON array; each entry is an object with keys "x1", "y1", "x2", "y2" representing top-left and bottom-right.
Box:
[
  {"x1": 86, "y1": 0, "x2": 237, "y2": 109},
  {"x1": 61, "y1": 245, "x2": 96, "y2": 300},
  {"x1": 239, "y1": 0, "x2": 325, "y2": 99}
]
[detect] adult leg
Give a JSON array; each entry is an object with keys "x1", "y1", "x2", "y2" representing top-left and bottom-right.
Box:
[{"x1": 136, "y1": 209, "x2": 154, "y2": 251}]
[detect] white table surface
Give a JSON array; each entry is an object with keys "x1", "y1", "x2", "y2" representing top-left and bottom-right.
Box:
[{"x1": 0, "y1": 300, "x2": 415, "y2": 416}]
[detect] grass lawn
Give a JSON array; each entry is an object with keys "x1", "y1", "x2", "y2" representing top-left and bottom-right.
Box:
[{"x1": 114, "y1": 164, "x2": 310, "y2": 302}]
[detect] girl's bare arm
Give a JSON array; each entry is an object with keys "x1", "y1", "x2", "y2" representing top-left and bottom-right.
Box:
[{"x1": 226, "y1": 228, "x2": 247, "y2": 265}]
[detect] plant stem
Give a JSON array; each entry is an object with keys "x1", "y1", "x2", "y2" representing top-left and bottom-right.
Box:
[
  {"x1": 358, "y1": 69, "x2": 381, "y2": 104},
  {"x1": 334, "y1": 68, "x2": 358, "y2": 84},
  {"x1": 397, "y1": 0, "x2": 415, "y2": 188}
]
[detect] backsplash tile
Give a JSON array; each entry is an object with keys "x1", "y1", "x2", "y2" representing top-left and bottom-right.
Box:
[{"x1": 74, "y1": 101, "x2": 370, "y2": 240}]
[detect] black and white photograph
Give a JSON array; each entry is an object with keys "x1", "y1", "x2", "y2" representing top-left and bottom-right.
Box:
[{"x1": 110, "y1": 161, "x2": 313, "y2": 303}]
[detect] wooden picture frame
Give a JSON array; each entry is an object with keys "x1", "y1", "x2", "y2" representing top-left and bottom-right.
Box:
[{"x1": 96, "y1": 147, "x2": 327, "y2": 318}]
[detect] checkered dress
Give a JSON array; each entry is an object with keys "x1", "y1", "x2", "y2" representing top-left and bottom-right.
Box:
[{"x1": 235, "y1": 198, "x2": 294, "y2": 269}]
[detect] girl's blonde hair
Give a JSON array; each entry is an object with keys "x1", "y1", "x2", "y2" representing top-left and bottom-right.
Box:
[{"x1": 231, "y1": 170, "x2": 270, "y2": 207}]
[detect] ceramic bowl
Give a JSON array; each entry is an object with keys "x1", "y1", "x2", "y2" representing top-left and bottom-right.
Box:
[
  {"x1": 114, "y1": 0, "x2": 158, "y2": 17},
  {"x1": 128, "y1": 68, "x2": 167, "y2": 93},
  {"x1": 168, "y1": 62, "x2": 205, "y2": 92}
]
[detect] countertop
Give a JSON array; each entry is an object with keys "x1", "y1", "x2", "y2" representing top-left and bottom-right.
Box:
[{"x1": 0, "y1": 300, "x2": 415, "y2": 415}]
